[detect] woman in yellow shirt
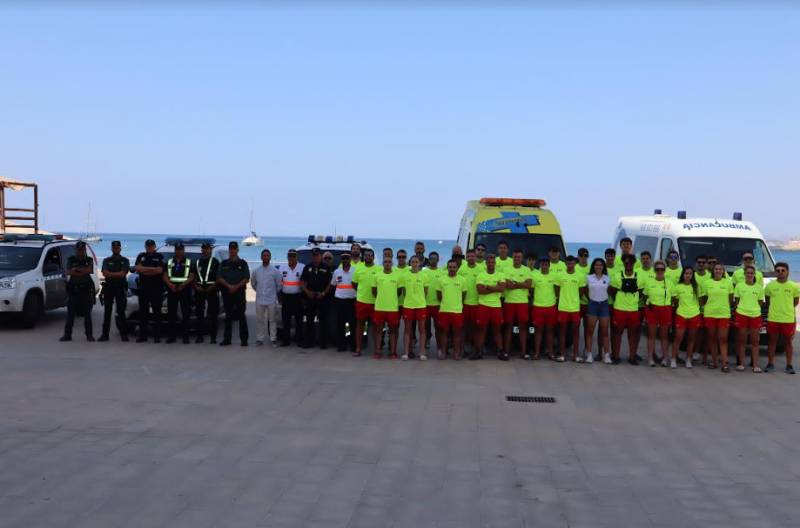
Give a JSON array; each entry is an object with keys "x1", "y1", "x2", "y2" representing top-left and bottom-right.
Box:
[{"x1": 733, "y1": 266, "x2": 766, "y2": 373}]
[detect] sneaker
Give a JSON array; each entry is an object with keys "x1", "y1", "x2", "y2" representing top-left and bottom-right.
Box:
[
  {"x1": 692, "y1": 352, "x2": 701, "y2": 362},
  {"x1": 98, "y1": 335, "x2": 109, "y2": 342},
  {"x1": 420, "y1": 354, "x2": 428, "y2": 361},
  {"x1": 686, "y1": 360, "x2": 693, "y2": 369},
  {"x1": 670, "y1": 359, "x2": 677, "y2": 369},
  {"x1": 602, "y1": 353, "x2": 612, "y2": 365},
  {"x1": 586, "y1": 354, "x2": 593, "y2": 364},
  {"x1": 523, "y1": 353, "x2": 532, "y2": 360},
  {"x1": 255, "y1": 340, "x2": 263, "y2": 346},
  {"x1": 661, "y1": 358, "x2": 669, "y2": 368},
  {"x1": 575, "y1": 357, "x2": 584, "y2": 363},
  {"x1": 765, "y1": 363, "x2": 775, "y2": 373},
  {"x1": 786, "y1": 365, "x2": 795, "y2": 375},
  {"x1": 498, "y1": 351, "x2": 509, "y2": 361},
  {"x1": 648, "y1": 360, "x2": 656, "y2": 367},
  {"x1": 59, "y1": 335, "x2": 71, "y2": 342},
  {"x1": 401, "y1": 354, "x2": 409, "y2": 361}
]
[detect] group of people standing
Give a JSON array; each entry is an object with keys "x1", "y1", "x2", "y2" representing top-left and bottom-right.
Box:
[{"x1": 60, "y1": 238, "x2": 799, "y2": 376}]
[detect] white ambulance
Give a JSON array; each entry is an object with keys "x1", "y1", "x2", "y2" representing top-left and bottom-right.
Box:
[{"x1": 613, "y1": 210, "x2": 776, "y2": 278}]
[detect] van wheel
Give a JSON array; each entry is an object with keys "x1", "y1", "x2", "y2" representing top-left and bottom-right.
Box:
[{"x1": 21, "y1": 291, "x2": 43, "y2": 328}]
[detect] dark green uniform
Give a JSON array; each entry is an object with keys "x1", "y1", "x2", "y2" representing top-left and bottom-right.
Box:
[
  {"x1": 101, "y1": 254, "x2": 130, "y2": 339},
  {"x1": 165, "y1": 256, "x2": 195, "y2": 343},
  {"x1": 194, "y1": 255, "x2": 220, "y2": 342},
  {"x1": 219, "y1": 257, "x2": 250, "y2": 344},
  {"x1": 63, "y1": 254, "x2": 95, "y2": 340}
]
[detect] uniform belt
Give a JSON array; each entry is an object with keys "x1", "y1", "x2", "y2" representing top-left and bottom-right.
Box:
[
  {"x1": 283, "y1": 280, "x2": 301, "y2": 286},
  {"x1": 336, "y1": 284, "x2": 353, "y2": 289}
]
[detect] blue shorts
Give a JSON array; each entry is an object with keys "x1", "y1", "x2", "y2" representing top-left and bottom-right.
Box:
[{"x1": 587, "y1": 300, "x2": 610, "y2": 318}]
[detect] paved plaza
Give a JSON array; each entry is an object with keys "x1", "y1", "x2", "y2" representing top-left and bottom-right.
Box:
[{"x1": 1, "y1": 307, "x2": 798, "y2": 528}]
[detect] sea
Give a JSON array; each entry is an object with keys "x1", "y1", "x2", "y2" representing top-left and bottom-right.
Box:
[{"x1": 64, "y1": 233, "x2": 800, "y2": 281}]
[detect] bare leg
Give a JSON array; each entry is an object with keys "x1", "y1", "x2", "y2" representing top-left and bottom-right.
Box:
[
  {"x1": 719, "y1": 326, "x2": 729, "y2": 368},
  {"x1": 628, "y1": 326, "x2": 640, "y2": 361},
  {"x1": 585, "y1": 315, "x2": 597, "y2": 357},
  {"x1": 707, "y1": 326, "x2": 719, "y2": 367},
  {"x1": 519, "y1": 323, "x2": 528, "y2": 359},
  {"x1": 767, "y1": 333, "x2": 778, "y2": 365},
  {"x1": 418, "y1": 318, "x2": 427, "y2": 357},
  {"x1": 736, "y1": 327, "x2": 747, "y2": 369},
  {"x1": 685, "y1": 328, "x2": 697, "y2": 364},
  {"x1": 454, "y1": 326, "x2": 463, "y2": 359},
  {"x1": 749, "y1": 328, "x2": 760, "y2": 371},
  {"x1": 647, "y1": 325, "x2": 657, "y2": 364},
  {"x1": 599, "y1": 318, "x2": 609, "y2": 357},
  {"x1": 355, "y1": 320, "x2": 366, "y2": 355},
  {"x1": 545, "y1": 325, "x2": 554, "y2": 359},
  {"x1": 786, "y1": 338, "x2": 794, "y2": 369},
  {"x1": 389, "y1": 326, "x2": 398, "y2": 357},
  {"x1": 503, "y1": 322, "x2": 514, "y2": 358},
  {"x1": 534, "y1": 325, "x2": 543, "y2": 359},
  {"x1": 571, "y1": 322, "x2": 580, "y2": 360},
  {"x1": 672, "y1": 327, "x2": 686, "y2": 361},
  {"x1": 612, "y1": 326, "x2": 622, "y2": 361},
  {"x1": 659, "y1": 326, "x2": 669, "y2": 364},
  {"x1": 373, "y1": 323, "x2": 383, "y2": 357},
  {"x1": 404, "y1": 320, "x2": 413, "y2": 357},
  {"x1": 559, "y1": 323, "x2": 567, "y2": 359},
  {"x1": 491, "y1": 323, "x2": 503, "y2": 351}
]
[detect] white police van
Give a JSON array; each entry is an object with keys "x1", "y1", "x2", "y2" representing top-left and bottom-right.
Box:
[
  {"x1": 0, "y1": 234, "x2": 101, "y2": 327},
  {"x1": 294, "y1": 235, "x2": 373, "y2": 267},
  {"x1": 613, "y1": 210, "x2": 776, "y2": 277}
]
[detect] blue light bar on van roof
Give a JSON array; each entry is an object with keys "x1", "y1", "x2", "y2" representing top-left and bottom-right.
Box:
[
  {"x1": 164, "y1": 237, "x2": 216, "y2": 246},
  {"x1": 0, "y1": 233, "x2": 62, "y2": 242}
]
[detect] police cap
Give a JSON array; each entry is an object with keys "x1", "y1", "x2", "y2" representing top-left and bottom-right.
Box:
[
  {"x1": 111, "y1": 240, "x2": 122, "y2": 247},
  {"x1": 145, "y1": 239, "x2": 156, "y2": 247},
  {"x1": 228, "y1": 241, "x2": 239, "y2": 249},
  {"x1": 201, "y1": 241, "x2": 213, "y2": 249},
  {"x1": 174, "y1": 242, "x2": 185, "y2": 250},
  {"x1": 287, "y1": 249, "x2": 297, "y2": 256},
  {"x1": 311, "y1": 248, "x2": 321, "y2": 255}
]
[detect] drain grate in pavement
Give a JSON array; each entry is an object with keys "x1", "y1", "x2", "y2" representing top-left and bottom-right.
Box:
[{"x1": 506, "y1": 395, "x2": 556, "y2": 403}]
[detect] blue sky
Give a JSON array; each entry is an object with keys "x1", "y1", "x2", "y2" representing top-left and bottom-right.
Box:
[{"x1": 1, "y1": 5, "x2": 798, "y2": 242}]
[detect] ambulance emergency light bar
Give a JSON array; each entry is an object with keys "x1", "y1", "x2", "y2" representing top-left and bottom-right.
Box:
[{"x1": 479, "y1": 198, "x2": 547, "y2": 207}]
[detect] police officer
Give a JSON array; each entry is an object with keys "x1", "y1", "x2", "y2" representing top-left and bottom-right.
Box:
[
  {"x1": 217, "y1": 241, "x2": 250, "y2": 346},
  {"x1": 163, "y1": 242, "x2": 196, "y2": 344},
  {"x1": 300, "y1": 248, "x2": 333, "y2": 349},
  {"x1": 99, "y1": 240, "x2": 130, "y2": 342},
  {"x1": 60, "y1": 241, "x2": 95, "y2": 342},
  {"x1": 194, "y1": 241, "x2": 220, "y2": 343},
  {"x1": 134, "y1": 239, "x2": 166, "y2": 343}
]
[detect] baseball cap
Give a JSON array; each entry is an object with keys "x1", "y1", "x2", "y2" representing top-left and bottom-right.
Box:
[
  {"x1": 201, "y1": 241, "x2": 212, "y2": 249},
  {"x1": 311, "y1": 247, "x2": 321, "y2": 255},
  {"x1": 287, "y1": 249, "x2": 298, "y2": 256},
  {"x1": 111, "y1": 240, "x2": 121, "y2": 247},
  {"x1": 174, "y1": 242, "x2": 185, "y2": 250},
  {"x1": 145, "y1": 239, "x2": 156, "y2": 246},
  {"x1": 228, "y1": 241, "x2": 239, "y2": 249}
]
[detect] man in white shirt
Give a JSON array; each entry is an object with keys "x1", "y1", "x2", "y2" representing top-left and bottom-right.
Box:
[
  {"x1": 250, "y1": 249, "x2": 283, "y2": 346},
  {"x1": 331, "y1": 252, "x2": 357, "y2": 352},
  {"x1": 279, "y1": 249, "x2": 305, "y2": 347}
]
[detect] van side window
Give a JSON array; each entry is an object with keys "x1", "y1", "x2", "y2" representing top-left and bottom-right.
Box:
[
  {"x1": 43, "y1": 248, "x2": 62, "y2": 273},
  {"x1": 634, "y1": 236, "x2": 658, "y2": 258},
  {"x1": 659, "y1": 238, "x2": 674, "y2": 259}
]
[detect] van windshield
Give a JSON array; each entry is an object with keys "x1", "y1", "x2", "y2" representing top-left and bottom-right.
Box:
[
  {"x1": 473, "y1": 233, "x2": 566, "y2": 260},
  {"x1": 677, "y1": 237, "x2": 775, "y2": 276},
  {"x1": 0, "y1": 246, "x2": 43, "y2": 272}
]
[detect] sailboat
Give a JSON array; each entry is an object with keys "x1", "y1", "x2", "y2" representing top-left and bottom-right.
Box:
[
  {"x1": 241, "y1": 203, "x2": 263, "y2": 247},
  {"x1": 80, "y1": 202, "x2": 102, "y2": 243}
]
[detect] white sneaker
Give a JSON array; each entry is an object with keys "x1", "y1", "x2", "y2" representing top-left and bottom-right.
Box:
[
  {"x1": 692, "y1": 352, "x2": 701, "y2": 362},
  {"x1": 661, "y1": 358, "x2": 669, "y2": 367},
  {"x1": 586, "y1": 354, "x2": 593, "y2": 364},
  {"x1": 420, "y1": 354, "x2": 428, "y2": 361},
  {"x1": 649, "y1": 360, "x2": 656, "y2": 367},
  {"x1": 401, "y1": 354, "x2": 409, "y2": 361},
  {"x1": 670, "y1": 359, "x2": 677, "y2": 369},
  {"x1": 603, "y1": 353, "x2": 612, "y2": 364},
  {"x1": 686, "y1": 360, "x2": 693, "y2": 369}
]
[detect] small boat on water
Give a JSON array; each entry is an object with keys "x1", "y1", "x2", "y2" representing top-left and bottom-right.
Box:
[
  {"x1": 241, "y1": 203, "x2": 263, "y2": 246},
  {"x1": 80, "y1": 202, "x2": 102, "y2": 243}
]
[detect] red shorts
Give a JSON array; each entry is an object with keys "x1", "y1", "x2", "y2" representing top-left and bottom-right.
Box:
[
  {"x1": 646, "y1": 305, "x2": 673, "y2": 327},
  {"x1": 613, "y1": 309, "x2": 641, "y2": 330},
  {"x1": 476, "y1": 305, "x2": 503, "y2": 327},
  {"x1": 437, "y1": 311, "x2": 464, "y2": 330},
  {"x1": 503, "y1": 302, "x2": 529, "y2": 325},
  {"x1": 558, "y1": 310, "x2": 581, "y2": 324},
  {"x1": 403, "y1": 307, "x2": 427, "y2": 321},
  {"x1": 463, "y1": 304, "x2": 479, "y2": 325},
  {"x1": 531, "y1": 305, "x2": 558, "y2": 327},
  {"x1": 704, "y1": 316, "x2": 730, "y2": 330},
  {"x1": 767, "y1": 322, "x2": 796, "y2": 337},
  {"x1": 675, "y1": 315, "x2": 702, "y2": 330},
  {"x1": 735, "y1": 313, "x2": 762, "y2": 330},
  {"x1": 372, "y1": 310, "x2": 400, "y2": 328},
  {"x1": 355, "y1": 301, "x2": 374, "y2": 321},
  {"x1": 427, "y1": 305, "x2": 440, "y2": 319}
]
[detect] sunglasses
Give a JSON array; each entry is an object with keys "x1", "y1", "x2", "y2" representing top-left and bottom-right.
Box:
[
  {"x1": 743, "y1": 256, "x2": 754, "y2": 260},
  {"x1": 669, "y1": 255, "x2": 678, "y2": 260},
  {"x1": 655, "y1": 268, "x2": 666, "y2": 272},
  {"x1": 697, "y1": 260, "x2": 706, "y2": 264}
]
